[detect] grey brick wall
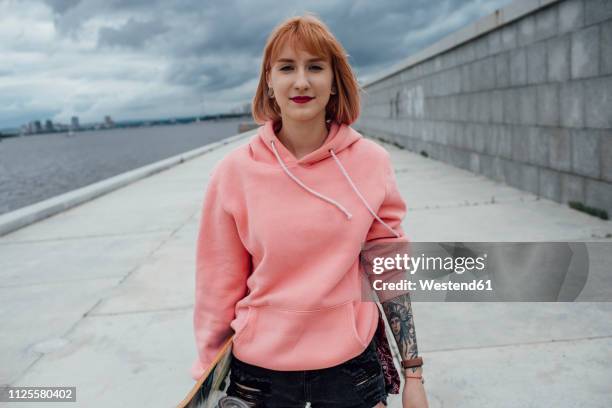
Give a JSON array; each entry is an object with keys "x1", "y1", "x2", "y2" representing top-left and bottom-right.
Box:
[{"x1": 356, "y1": 0, "x2": 612, "y2": 217}]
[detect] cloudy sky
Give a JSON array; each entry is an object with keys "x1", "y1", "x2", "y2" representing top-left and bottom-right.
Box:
[{"x1": 0, "y1": 0, "x2": 511, "y2": 130}]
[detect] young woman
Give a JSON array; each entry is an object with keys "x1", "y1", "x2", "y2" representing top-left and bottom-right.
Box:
[{"x1": 191, "y1": 12, "x2": 428, "y2": 408}]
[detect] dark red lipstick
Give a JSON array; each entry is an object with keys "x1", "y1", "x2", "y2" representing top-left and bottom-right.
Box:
[{"x1": 290, "y1": 96, "x2": 314, "y2": 104}]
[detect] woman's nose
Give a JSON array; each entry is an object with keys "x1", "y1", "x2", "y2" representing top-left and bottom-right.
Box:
[{"x1": 294, "y1": 67, "x2": 310, "y2": 88}]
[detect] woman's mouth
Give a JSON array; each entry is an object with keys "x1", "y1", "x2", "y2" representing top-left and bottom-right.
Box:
[{"x1": 291, "y1": 96, "x2": 314, "y2": 104}]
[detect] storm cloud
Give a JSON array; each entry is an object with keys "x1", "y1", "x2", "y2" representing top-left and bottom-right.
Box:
[{"x1": 1, "y1": 0, "x2": 511, "y2": 129}]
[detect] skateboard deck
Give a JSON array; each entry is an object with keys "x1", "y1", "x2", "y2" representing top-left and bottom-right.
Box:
[{"x1": 177, "y1": 335, "x2": 234, "y2": 408}]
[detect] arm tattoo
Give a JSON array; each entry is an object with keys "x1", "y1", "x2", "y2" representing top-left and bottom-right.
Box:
[{"x1": 382, "y1": 293, "x2": 420, "y2": 373}]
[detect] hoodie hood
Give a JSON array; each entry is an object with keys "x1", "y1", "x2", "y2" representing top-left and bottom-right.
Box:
[
  {"x1": 247, "y1": 119, "x2": 400, "y2": 238},
  {"x1": 250, "y1": 119, "x2": 362, "y2": 166}
]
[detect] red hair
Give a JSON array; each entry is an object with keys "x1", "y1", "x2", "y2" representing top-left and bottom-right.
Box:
[{"x1": 252, "y1": 12, "x2": 361, "y2": 126}]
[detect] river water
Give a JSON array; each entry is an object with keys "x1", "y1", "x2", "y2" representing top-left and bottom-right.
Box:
[{"x1": 0, "y1": 118, "x2": 249, "y2": 216}]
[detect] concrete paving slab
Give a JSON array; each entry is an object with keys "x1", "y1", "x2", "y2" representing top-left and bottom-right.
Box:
[
  {"x1": 0, "y1": 231, "x2": 168, "y2": 286},
  {"x1": 0, "y1": 277, "x2": 120, "y2": 385},
  {"x1": 422, "y1": 337, "x2": 612, "y2": 408},
  {"x1": 405, "y1": 200, "x2": 611, "y2": 242},
  {"x1": 90, "y1": 222, "x2": 199, "y2": 316},
  {"x1": 413, "y1": 302, "x2": 612, "y2": 352},
  {"x1": 0, "y1": 186, "x2": 194, "y2": 242},
  {"x1": 3, "y1": 308, "x2": 195, "y2": 408}
]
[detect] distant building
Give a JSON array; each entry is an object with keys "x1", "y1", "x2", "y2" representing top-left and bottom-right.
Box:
[
  {"x1": 104, "y1": 115, "x2": 114, "y2": 128},
  {"x1": 33, "y1": 120, "x2": 42, "y2": 133},
  {"x1": 71, "y1": 116, "x2": 80, "y2": 130},
  {"x1": 45, "y1": 119, "x2": 55, "y2": 132}
]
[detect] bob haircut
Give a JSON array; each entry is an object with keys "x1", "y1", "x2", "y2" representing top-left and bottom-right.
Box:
[{"x1": 252, "y1": 12, "x2": 362, "y2": 126}]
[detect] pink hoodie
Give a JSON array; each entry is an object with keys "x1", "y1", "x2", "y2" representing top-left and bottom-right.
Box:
[{"x1": 191, "y1": 119, "x2": 408, "y2": 380}]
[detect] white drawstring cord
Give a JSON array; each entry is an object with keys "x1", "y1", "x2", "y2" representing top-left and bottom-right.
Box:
[
  {"x1": 270, "y1": 140, "x2": 353, "y2": 219},
  {"x1": 329, "y1": 149, "x2": 401, "y2": 238}
]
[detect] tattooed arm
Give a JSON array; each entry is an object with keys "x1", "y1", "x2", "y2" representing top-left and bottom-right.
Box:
[{"x1": 381, "y1": 293, "x2": 420, "y2": 375}]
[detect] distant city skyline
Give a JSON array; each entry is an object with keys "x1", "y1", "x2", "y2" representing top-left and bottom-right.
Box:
[
  {"x1": 6, "y1": 111, "x2": 249, "y2": 136},
  {"x1": 1, "y1": 0, "x2": 511, "y2": 129}
]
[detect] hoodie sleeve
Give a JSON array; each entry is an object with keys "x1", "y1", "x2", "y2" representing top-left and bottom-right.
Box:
[
  {"x1": 365, "y1": 150, "x2": 409, "y2": 244},
  {"x1": 190, "y1": 166, "x2": 250, "y2": 381},
  {"x1": 363, "y1": 150, "x2": 411, "y2": 303}
]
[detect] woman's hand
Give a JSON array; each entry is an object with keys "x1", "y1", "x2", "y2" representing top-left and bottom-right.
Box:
[{"x1": 402, "y1": 376, "x2": 429, "y2": 408}]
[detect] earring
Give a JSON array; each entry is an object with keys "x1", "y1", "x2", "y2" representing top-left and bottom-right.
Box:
[
  {"x1": 267, "y1": 87, "x2": 274, "y2": 98},
  {"x1": 331, "y1": 86, "x2": 336, "y2": 95}
]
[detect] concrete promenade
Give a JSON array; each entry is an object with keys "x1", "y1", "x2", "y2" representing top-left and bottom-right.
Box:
[{"x1": 1, "y1": 127, "x2": 611, "y2": 407}]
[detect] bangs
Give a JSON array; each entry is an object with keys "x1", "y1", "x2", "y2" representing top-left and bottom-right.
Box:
[{"x1": 268, "y1": 24, "x2": 332, "y2": 68}]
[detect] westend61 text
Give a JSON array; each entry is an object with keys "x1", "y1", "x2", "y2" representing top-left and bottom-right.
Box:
[{"x1": 372, "y1": 279, "x2": 493, "y2": 291}]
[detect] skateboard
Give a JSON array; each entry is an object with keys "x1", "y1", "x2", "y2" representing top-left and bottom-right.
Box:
[{"x1": 177, "y1": 335, "x2": 238, "y2": 408}]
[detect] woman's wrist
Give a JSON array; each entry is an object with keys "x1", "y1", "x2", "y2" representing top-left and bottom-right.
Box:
[
  {"x1": 402, "y1": 366, "x2": 424, "y2": 384},
  {"x1": 402, "y1": 366, "x2": 422, "y2": 376}
]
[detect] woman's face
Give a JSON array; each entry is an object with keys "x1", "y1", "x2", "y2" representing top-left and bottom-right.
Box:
[
  {"x1": 390, "y1": 316, "x2": 401, "y2": 336},
  {"x1": 266, "y1": 43, "x2": 334, "y2": 124}
]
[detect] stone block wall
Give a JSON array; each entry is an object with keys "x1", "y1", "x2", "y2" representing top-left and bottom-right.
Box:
[{"x1": 356, "y1": 0, "x2": 612, "y2": 216}]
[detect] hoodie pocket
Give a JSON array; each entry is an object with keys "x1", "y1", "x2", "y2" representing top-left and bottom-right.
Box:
[{"x1": 232, "y1": 301, "x2": 368, "y2": 370}]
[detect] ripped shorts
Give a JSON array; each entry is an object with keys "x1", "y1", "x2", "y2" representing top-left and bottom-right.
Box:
[{"x1": 226, "y1": 335, "x2": 388, "y2": 408}]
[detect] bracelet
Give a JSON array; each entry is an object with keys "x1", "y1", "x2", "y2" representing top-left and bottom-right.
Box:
[
  {"x1": 401, "y1": 356, "x2": 423, "y2": 369},
  {"x1": 404, "y1": 374, "x2": 425, "y2": 385}
]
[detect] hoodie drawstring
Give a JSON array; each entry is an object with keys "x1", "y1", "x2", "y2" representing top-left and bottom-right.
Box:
[
  {"x1": 269, "y1": 140, "x2": 400, "y2": 239},
  {"x1": 270, "y1": 140, "x2": 353, "y2": 219}
]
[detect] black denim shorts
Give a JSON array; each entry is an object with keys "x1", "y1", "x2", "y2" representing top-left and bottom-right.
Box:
[{"x1": 226, "y1": 335, "x2": 387, "y2": 408}]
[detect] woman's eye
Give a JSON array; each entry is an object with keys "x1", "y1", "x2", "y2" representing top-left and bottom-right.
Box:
[{"x1": 280, "y1": 66, "x2": 323, "y2": 71}]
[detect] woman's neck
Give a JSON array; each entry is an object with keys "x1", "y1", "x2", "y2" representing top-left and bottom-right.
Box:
[{"x1": 276, "y1": 117, "x2": 331, "y2": 160}]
